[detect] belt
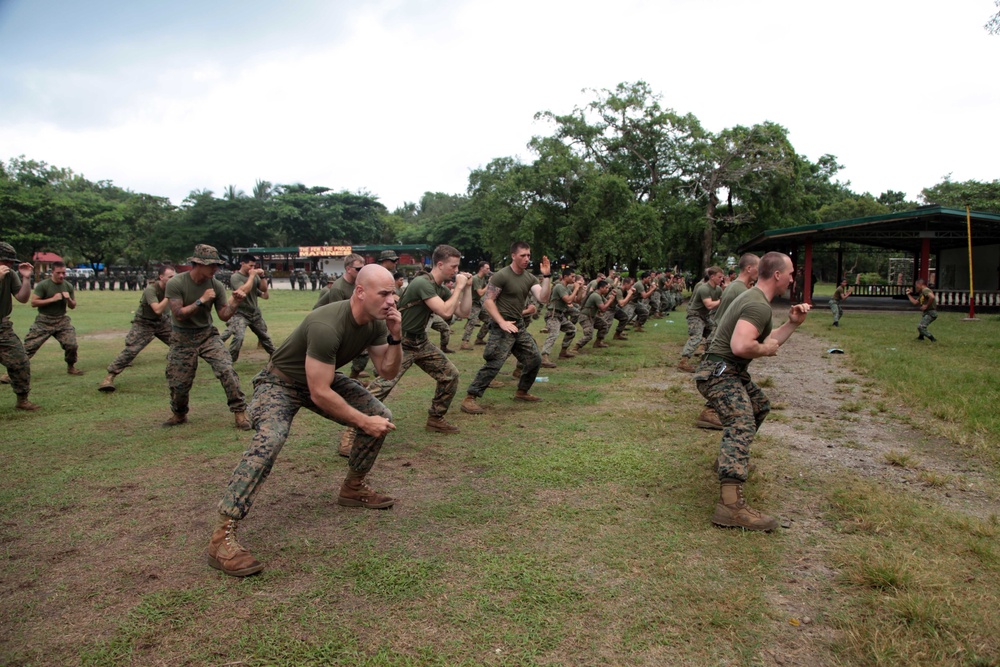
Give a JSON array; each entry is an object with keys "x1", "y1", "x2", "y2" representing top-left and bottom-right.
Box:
[
  {"x1": 264, "y1": 362, "x2": 298, "y2": 385},
  {"x1": 704, "y1": 354, "x2": 728, "y2": 363}
]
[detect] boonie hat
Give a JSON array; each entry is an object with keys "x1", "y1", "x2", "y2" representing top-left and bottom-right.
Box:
[
  {"x1": 0, "y1": 242, "x2": 17, "y2": 262},
  {"x1": 188, "y1": 244, "x2": 225, "y2": 265},
  {"x1": 379, "y1": 250, "x2": 400, "y2": 262}
]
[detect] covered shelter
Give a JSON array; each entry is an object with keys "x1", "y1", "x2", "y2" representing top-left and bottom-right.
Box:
[{"x1": 738, "y1": 206, "x2": 1000, "y2": 310}]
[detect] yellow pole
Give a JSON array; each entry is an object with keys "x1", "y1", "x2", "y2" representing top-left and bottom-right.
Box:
[{"x1": 966, "y1": 205, "x2": 975, "y2": 319}]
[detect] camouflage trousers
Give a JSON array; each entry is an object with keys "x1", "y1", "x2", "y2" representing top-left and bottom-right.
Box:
[
  {"x1": 681, "y1": 315, "x2": 708, "y2": 358},
  {"x1": 633, "y1": 302, "x2": 650, "y2": 326},
  {"x1": 367, "y1": 335, "x2": 459, "y2": 417},
  {"x1": 428, "y1": 314, "x2": 451, "y2": 349},
  {"x1": 218, "y1": 368, "x2": 392, "y2": 520},
  {"x1": 219, "y1": 310, "x2": 276, "y2": 363},
  {"x1": 614, "y1": 306, "x2": 633, "y2": 334},
  {"x1": 24, "y1": 314, "x2": 78, "y2": 365},
  {"x1": 541, "y1": 310, "x2": 576, "y2": 356},
  {"x1": 166, "y1": 326, "x2": 246, "y2": 416},
  {"x1": 107, "y1": 318, "x2": 172, "y2": 375},
  {"x1": 0, "y1": 319, "x2": 31, "y2": 396},
  {"x1": 829, "y1": 301, "x2": 843, "y2": 324},
  {"x1": 461, "y1": 302, "x2": 489, "y2": 343},
  {"x1": 466, "y1": 320, "x2": 541, "y2": 397},
  {"x1": 575, "y1": 312, "x2": 609, "y2": 348},
  {"x1": 694, "y1": 358, "x2": 770, "y2": 483},
  {"x1": 918, "y1": 310, "x2": 938, "y2": 337}
]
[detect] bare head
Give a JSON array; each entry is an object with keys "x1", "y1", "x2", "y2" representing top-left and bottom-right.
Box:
[
  {"x1": 158, "y1": 265, "x2": 176, "y2": 288},
  {"x1": 757, "y1": 252, "x2": 794, "y2": 290},
  {"x1": 431, "y1": 244, "x2": 462, "y2": 280},
  {"x1": 51, "y1": 261, "x2": 67, "y2": 284},
  {"x1": 343, "y1": 254, "x2": 365, "y2": 284},
  {"x1": 705, "y1": 266, "x2": 724, "y2": 286},
  {"x1": 738, "y1": 253, "x2": 759, "y2": 280},
  {"x1": 354, "y1": 264, "x2": 398, "y2": 321}
]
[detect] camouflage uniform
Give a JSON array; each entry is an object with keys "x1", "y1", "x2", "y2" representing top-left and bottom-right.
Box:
[
  {"x1": 368, "y1": 333, "x2": 458, "y2": 417},
  {"x1": 427, "y1": 314, "x2": 452, "y2": 350},
  {"x1": 220, "y1": 311, "x2": 275, "y2": 362},
  {"x1": 467, "y1": 320, "x2": 542, "y2": 397},
  {"x1": 167, "y1": 327, "x2": 246, "y2": 416},
  {"x1": 461, "y1": 300, "x2": 490, "y2": 344},
  {"x1": 23, "y1": 314, "x2": 78, "y2": 365},
  {"x1": 694, "y1": 360, "x2": 770, "y2": 482},
  {"x1": 106, "y1": 316, "x2": 172, "y2": 375},
  {"x1": 0, "y1": 319, "x2": 31, "y2": 396},
  {"x1": 218, "y1": 367, "x2": 392, "y2": 520}
]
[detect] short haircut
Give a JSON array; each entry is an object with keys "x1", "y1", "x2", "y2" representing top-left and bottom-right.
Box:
[
  {"x1": 596, "y1": 280, "x2": 608, "y2": 289},
  {"x1": 561, "y1": 267, "x2": 573, "y2": 278},
  {"x1": 52, "y1": 261, "x2": 66, "y2": 269},
  {"x1": 510, "y1": 241, "x2": 530, "y2": 256},
  {"x1": 704, "y1": 266, "x2": 723, "y2": 281},
  {"x1": 738, "y1": 253, "x2": 760, "y2": 272},
  {"x1": 344, "y1": 253, "x2": 364, "y2": 268},
  {"x1": 432, "y1": 244, "x2": 461, "y2": 266},
  {"x1": 758, "y1": 252, "x2": 789, "y2": 281},
  {"x1": 477, "y1": 260, "x2": 490, "y2": 271},
  {"x1": 240, "y1": 253, "x2": 258, "y2": 264},
  {"x1": 158, "y1": 264, "x2": 175, "y2": 278},
  {"x1": 393, "y1": 271, "x2": 405, "y2": 281},
  {"x1": 915, "y1": 278, "x2": 927, "y2": 287}
]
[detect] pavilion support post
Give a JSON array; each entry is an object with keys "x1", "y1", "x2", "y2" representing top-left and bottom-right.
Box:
[
  {"x1": 804, "y1": 240, "x2": 814, "y2": 305},
  {"x1": 836, "y1": 247, "x2": 844, "y2": 281},
  {"x1": 919, "y1": 238, "x2": 931, "y2": 284}
]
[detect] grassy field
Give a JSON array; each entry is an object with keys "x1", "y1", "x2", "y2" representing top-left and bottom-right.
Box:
[{"x1": 1, "y1": 288, "x2": 998, "y2": 666}]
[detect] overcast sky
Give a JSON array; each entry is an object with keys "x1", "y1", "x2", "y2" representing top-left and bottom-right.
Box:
[{"x1": 1, "y1": 0, "x2": 996, "y2": 211}]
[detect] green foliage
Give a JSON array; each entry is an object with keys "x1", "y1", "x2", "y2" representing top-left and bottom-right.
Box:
[{"x1": 921, "y1": 176, "x2": 1000, "y2": 213}]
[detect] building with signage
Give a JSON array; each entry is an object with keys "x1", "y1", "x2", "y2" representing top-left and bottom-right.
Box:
[{"x1": 230, "y1": 244, "x2": 432, "y2": 277}]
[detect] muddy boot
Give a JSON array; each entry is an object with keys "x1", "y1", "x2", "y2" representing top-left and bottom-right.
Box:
[
  {"x1": 712, "y1": 480, "x2": 777, "y2": 532},
  {"x1": 15, "y1": 394, "x2": 40, "y2": 411},
  {"x1": 98, "y1": 373, "x2": 117, "y2": 393},
  {"x1": 594, "y1": 340, "x2": 609, "y2": 349},
  {"x1": 338, "y1": 429, "x2": 355, "y2": 457},
  {"x1": 426, "y1": 415, "x2": 460, "y2": 433},
  {"x1": 613, "y1": 331, "x2": 628, "y2": 341},
  {"x1": 558, "y1": 348, "x2": 576, "y2": 359},
  {"x1": 633, "y1": 324, "x2": 645, "y2": 333},
  {"x1": 460, "y1": 395, "x2": 484, "y2": 415},
  {"x1": 677, "y1": 357, "x2": 697, "y2": 373},
  {"x1": 513, "y1": 389, "x2": 542, "y2": 402},
  {"x1": 234, "y1": 411, "x2": 252, "y2": 431},
  {"x1": 695, "y1": 407, "x2": 723, "y2": 430},
  {"x1": 67, "y1": 365, "x2": 84, "y2": 376},
  {"x1": 162, "y1": 412, "x2": 187, "y2": 427},
  {"x1": 207, "y1": 515, "x2": 264, "y2": 577},
  {"x1": 460, "y1": 341, "x2": 473, "y2": 351},
  {"x1": 541, "y1": 354, "x2": 557, "y2": 369},
  {"x1": 474, "y1": 338, "x2": 486, "y2": 346},
  {"x1": 337, "y1": 470, "x2": 394, "y2": 509},
  {"x1": 488, "y1": 379, "x2": 504, "y2": 389}
]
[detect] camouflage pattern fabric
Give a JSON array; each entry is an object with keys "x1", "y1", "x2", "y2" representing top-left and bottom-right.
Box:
[
  {"x1": 681, "y1": 315, "x2": 707, "y2": 358},
  {"x1": 540, "y1": 310, "x2": 576, "y2": 355},
  {"x1": 632, "y1": 302, "x2": 650, "y2": 326},
  {"x1": 219, "y1": 311, "x2": 276, "y2": 363},
  {"x1": 366, "y1": 335, "x2": 459, "y2": 418},
  {"x1": 613, "y1": 306, "x2": 632, "y2": 334},
  {"x1": 829, "y1": 300, "x2": 843, "y2": 324},
  {"x1": 24, "y1": 314, "x2": 78, "y2": 365},
  {"x1": 460, "y1": 302, "x2": 489, "y2": 343},
  {"x1": 166, "y1": 327, "x2": 246, "y2": 416},
  {"x1": 428, "y1": 314, "x2": 451, "y2": 349},
  {"x1": 0, "y1": 319, "x2": 31, "y2": 396},
  {"x1": 918, "y1": 310, "x2": 938, "y2": 338},
  {"x1": 107, "y1": 318, "x2": 173, "y2": 375},
  {"x1": 218, "y1": 368, "x2": 392, "y2": 520},
  {"x1": 694, "y1": 359, "x2": 770, "y2": 483},
  {"x1": 466, "y1": 320, "x2": 541, "y2": 397},
  {"x1": 575, "y1": 312, "x2": 609, "y2": 347}
]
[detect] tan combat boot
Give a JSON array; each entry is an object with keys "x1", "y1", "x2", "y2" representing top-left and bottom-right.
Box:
[
  {"x1": 98, "y1": 373, "x2": 117, "y2": 393},
  {"x1": 339, "y1": 429, "x2": 355, "y2": 457},
  {"x1": 67, "y1": 365, "x2": 84, "y2": 376},
  {"x1": 695, "y1": 407, "x2": 723, "y2": 430},
  {"x1": 613, "y1": 331, "x2": 628, "y2": 341},
  {"x1": 15, "y1": 394, "x2": 40, "y2": 411},
  {"x1": 349, "y1": 370, "x2": 370, "y2": 380},
  {"x1": 460, "y1": 395, "x2": 484, "y2": 415},
  {"x1": 594, "y1": 340, "x2": 609, "y2": 349},
  {"x1": 207, "y1": 515, "x2": 264, "y2": 577},
  {"x1": 633, "y1": 324, "x2": 645, "y2": 333},
  {"x1": 234, "y1": 411, "x2": 252, "y2": 431},
  {"x1": 511, "y1": 367, "x2": 522, "y2": 379},
  {"x1": 677, "y1": 357, "x2": 697, "y2": 373},
  {"x1": 513, "y1": 389, "x2": 542, "y2": 402},
  {"x1": 337, "y1": 470, "x2": 394, "y2": 509},
  {"x1": 426, "y1": 415, "x2": 460, "y2": 433},
  {"x1": 162, "y1": 412, "x2": 187, "y2": 427},
  {"x1": 460, "y1": 341, "x2": 473, "y2": 351},
  {"x1": 0, "y1": 373, "x2": 10, "y2": 384},
  {"x1": 558, "y1": 348, "x2": 576, "y2": 359},
  {"x1": 540, "y1": 354, "x2": 557, "y2": 369},
  {"x1": 712, "y1": 480, "x2": 778, "y2": 532},
  {"x1": 474, "y1": 338, "x2": 486, "y2": 346}
]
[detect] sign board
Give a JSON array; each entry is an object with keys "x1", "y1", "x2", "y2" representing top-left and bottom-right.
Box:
[{"x1": 299, "y1": 245, "x2": 352, "y2": 258}]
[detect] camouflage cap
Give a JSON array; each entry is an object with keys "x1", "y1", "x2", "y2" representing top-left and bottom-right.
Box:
[
  {"x1": 379, "y1": 249, "x2": 400, "y2": 262},
  {"x1": 188, "y1": 244, "x2": 225, "y2": 265},
  {"x1": 0, "y1": 242, "x2": 17, "y2": 262}
]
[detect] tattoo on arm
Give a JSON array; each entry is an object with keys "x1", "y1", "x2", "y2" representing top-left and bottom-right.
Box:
[{"x1": 484, "y1": 284, "x2": 501, "y2": 303}]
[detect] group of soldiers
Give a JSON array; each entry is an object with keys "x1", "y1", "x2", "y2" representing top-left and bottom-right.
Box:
[
  {"x1": 56, "y1": 268, "x2": 151, "y2": 292},
  {"x1": 3, "y1": 236, "x2": 876, "y2": 577},
  {"x1": 287, "y1": 269, "x2": 324, "y2": 291}
]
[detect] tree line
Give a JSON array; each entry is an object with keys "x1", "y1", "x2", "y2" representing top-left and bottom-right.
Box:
[{"x1": 3, "y1": 81, "x2": 997, "y2": 274}]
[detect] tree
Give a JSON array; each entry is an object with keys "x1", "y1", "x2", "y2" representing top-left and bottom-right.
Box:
[{"x1": 920, "y1": 177, "x2": 1000, "y2": 213}]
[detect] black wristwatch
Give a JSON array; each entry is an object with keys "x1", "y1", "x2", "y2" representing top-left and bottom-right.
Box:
[
  {"x1": 541, "y1": 274, "x2": 551, "y2": 279},
  {"x1": 386, "y1": 334, "x2": 401, "y2": 346},
  {"x1": 194, "y1": 299, "x2": 203, "y2": 308}
]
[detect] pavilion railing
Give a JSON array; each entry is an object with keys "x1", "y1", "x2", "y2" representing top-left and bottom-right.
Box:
[
  {"x1": 934, "y1": 290, "x2": 1000, "y2": 308},
  {"x1": 846, "y1": 285, "x2": 910, "y2": 297}
]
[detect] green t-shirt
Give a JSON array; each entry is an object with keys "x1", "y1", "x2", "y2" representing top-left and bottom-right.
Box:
[
  {"x1": 398, "y1": 274, "x2": 451, "y2": 337},
  {"x1": 471, "y1": 274, "x2": 487, "y2": 305},
  {"x1": 707, "y1": 287, "x2": 773, "y2": 367},
  {"x1": 1, "y1": 270, "x2": 22, "y2": 320},
  {"x1": 137, "y1": 283, "x2": 167, "y2": 322},
  {"x1": 919, "y1": 287, "x2": 936, "y2": 312},
  {"x1": 33, "y1": 278, "x2": 74, "y2": 317},
  {"x1": 550, "y1": 282, "x2": 571, "y2": 313},
  {"x1": 687, "y1": 281, "x2": 716, "y2": 321},
  {"x1": 582, "y1": 291, "x2": 605, "y2": 319},
  {"x1": 833, "y1": 286, "x2": 846, "y2": 302},
  {"x1": 165, "y1": 271, "x2": 228, "y2": 329},
  {"x1": 270, "y1": 299, "x2": 388, "y2": 384},
  {"x1": 714, "y1": 280, "x2": 749, "y2": 323},
  {"x1": 489, "y1": 265, "x2": 539, "y2": 322},
  {"x1": 230, "y1": 271, "x2": 262, "y2": 316},
  {"x1": 312, "y1": 276, "x2": 354, "y2": 310}
]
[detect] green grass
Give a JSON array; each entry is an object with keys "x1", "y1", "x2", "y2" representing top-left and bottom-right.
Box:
[{"x1": 1, "y1": 291, "x2": 999, "y2": 666}]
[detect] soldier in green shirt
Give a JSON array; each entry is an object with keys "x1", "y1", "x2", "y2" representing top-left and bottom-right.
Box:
[
  {"x1": 906, "y1": 279, "x2": 937, "y2": 341},
  {"x1": 540, "y1": 269, "x2": 583, "y2": 367},
  {"x1": 219, "y1": 254, "x2": 275, "y2": 363},
  {"x1": 574, "y1": 280, "x2": 614, "y2": 350},
  {"x1": 830, "y1": 278, "x2": 852, "y2": 327},
  {"x1": 313, "y1": 254, "x2": 372, "y2": 380},
  {"x1": 678, "y1": 267, "x2": 724, "y2": 372},
  {"x1": 694, "y1": 252, "x2": 810, "y2": 531},
  {"x1": 0, "y1": 242, "x2": 39, "y2": 410},
  {"x1": 23, "y1": 261, "x2": 84, "y2": 376},
  {"x1": 460, "y1": 261, "x2": 491, "y2": 349},
  {"x1": 163, "y1": 244, "x2": 250, "y2": 430}
]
